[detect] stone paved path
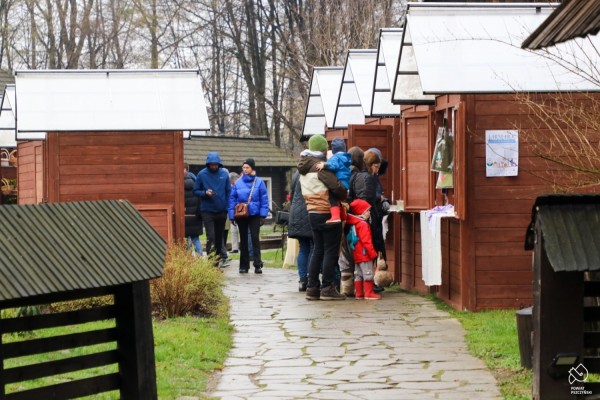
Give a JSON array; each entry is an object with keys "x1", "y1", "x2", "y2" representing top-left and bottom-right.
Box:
[{"x1": 207, "y1": 266, "x2": 502, "y2": 399}]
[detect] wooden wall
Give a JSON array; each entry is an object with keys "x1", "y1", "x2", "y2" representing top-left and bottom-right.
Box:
[{"x1": 17, "y1": 132, "x2": 184, "y2": 242}]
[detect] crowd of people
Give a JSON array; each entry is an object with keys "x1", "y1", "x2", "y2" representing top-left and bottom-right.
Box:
[{"x1": 183, "y1": 135, "x2": 389, "y2": 301}]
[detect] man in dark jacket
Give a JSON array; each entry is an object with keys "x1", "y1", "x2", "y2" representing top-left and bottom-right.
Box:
[
  {"x1": 193, "y1": 152, "x2": 231, "y2": 266},
  {"x1": 288, "y1": 171, "x2": 314, "y2": 291},
  {"x1": 184, "y1": 163, "x2": 203, "y2": 256}
]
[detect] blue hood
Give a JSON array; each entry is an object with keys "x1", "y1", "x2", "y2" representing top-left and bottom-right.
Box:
[{"x1": 205, "y1": 152, "x2": 223, "y2": 167}]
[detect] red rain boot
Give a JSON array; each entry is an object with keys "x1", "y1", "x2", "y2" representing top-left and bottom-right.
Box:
[
  {"x1": 326, "y1": 205, "x2": 342, "y2": 224},
  {"x1": 363, "y1": 280, "x2": 381, "y2": 300},
  {"x1": 354, "y1": 281, "x2": 364, "y2": 299}
]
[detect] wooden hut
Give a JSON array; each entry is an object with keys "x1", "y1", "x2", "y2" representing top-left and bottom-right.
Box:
[
  {"x1": 184, "y1": 136, "x2": 297, "y2": 214},
  {"x1": 389, "y1": 3, "x2": 600, "y2": 310},
  {"x1": 0, "y1": 75, "x2": 16, "y2": 205},
  {"x1": 7, "y1": 69, "x2": 210, "y2": 242},
  {"x1": 0, "y1": 200, "x2": 165, "y2": 400},
  {"x1": 525, "y1": 195, "x2": 600, "y2": 400}
]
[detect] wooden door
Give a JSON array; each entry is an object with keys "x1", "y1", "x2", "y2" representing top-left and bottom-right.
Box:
[{"x1": 401, "y1": 111, "x2": 434, "y2": 211}]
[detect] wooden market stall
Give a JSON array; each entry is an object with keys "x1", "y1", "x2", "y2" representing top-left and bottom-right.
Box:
[
  {"x1": 390, "y1": 3, "x2": 600, "y2": 310},
  {"x1": 5, "y1": 69, "x2": 211, "y2": 242}
]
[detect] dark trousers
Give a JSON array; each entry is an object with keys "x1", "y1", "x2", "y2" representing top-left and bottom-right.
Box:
[
  {"x1": 237, "y1": 215, "x2": 262, "y2": 270},
  {"x1": 308, "y1": 213, "x2": 342, "y2": 288},
  {"x1": 201, "y1": 211, "x2": 228, "y2": 259}
]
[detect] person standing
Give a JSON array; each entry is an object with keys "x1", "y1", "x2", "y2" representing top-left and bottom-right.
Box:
[
  {"x1": 229, "y1": 158, "x2": 269, "y2": 274},
  {"x1": 288, "y1": 170, "x2": 314, "y2": 291},
  {"x1": 297, "y1": 134, "x2": 347, "y2": 301},
  {"x1": 347, "y1": 199, "x2": 380, "y2": 300},
  {"x1": 225, "y1": 172, "x2": 240, "y2": 254},
  {"x1": 194, "y1": 152, "x2": 231, "y2": 267},
  {"x1": 184, "y1": 163, "x2": 203, "y2": 256}
]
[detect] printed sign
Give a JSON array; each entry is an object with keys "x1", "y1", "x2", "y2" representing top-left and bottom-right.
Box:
[{"x1": 485, "y1": 130, "x2": 518, "y2": 177}]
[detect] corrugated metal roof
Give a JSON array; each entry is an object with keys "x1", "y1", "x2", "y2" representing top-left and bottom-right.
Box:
[
  {"x1": 371, "y1": 28, "x2": 403, "y2": 116},
  {"x1": 523, "y1": 0, "x2": 600, "y2": 50},
  {"x1": 333, "y1": 49, "x2": 377, "y2": 129},
  {"x1": 184, "y1": 136, "x2": 296, "y2": 168},
  {"x1": 403, "y1": 2, "x2": 600, "y2": 94},
  {"x1": 0, "y1": 85, "x2": 16, "y2": 147},
  {"x1": 302, "y1": 67, "x2": 343, "y2": 137},
  {"x1": 13, "y1": 69, "x2": 211, "y2": 138},
  {"x1": 525, "y1": 195, "x2": 600, "y2": 272},
  {"x1": 0, "y1": 200, "x2": 166, "y2": 302}
]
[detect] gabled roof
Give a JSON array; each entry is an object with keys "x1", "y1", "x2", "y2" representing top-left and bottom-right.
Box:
[
  {"x1": 184, "y1": 136, "x2": 296, "y2": 168},
  {"x1": 333, "y1": 49, "x2": 377, "y2": 129},
  {"x1": 523, "y1": 0, "x2": 600, "y2": 49},
  {"x1": 525, "y1": 195, "x2": 600, "y2": 272},
  {"x1": 0, "y1": 84, "x2": 16, "y2": 147},
  {"x1": 12, "y1": 69, "x2": 211, "y2": 140},
  {"x1": 392, "y1": 22, "x2": 435, "y2": 104},
  {"x1": 371, "y1": 28, "x2": 403, "y2": 116},
  {"x1": 302, "y1": 67, "x2": 343, "y2": 137},
  {"x1": 399, "y1": 2, "x2": 600, "y2": 95},
  {"x1": 0, "y1": 200, "x2": 166, "y2": 302}
]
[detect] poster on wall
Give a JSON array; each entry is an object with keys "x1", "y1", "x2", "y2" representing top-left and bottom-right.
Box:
[{"x1": 485, "y1": 130, "x2": 518, "y2": 177}]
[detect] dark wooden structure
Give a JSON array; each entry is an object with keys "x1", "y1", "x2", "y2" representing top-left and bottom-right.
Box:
[
  {"x1": 184, "y1": 136, "x2": 297, "y2": 214},
  {"x1": 0, "y1": 200, "x2": 165, "y2": 400},
  {"x1": 18, "y1": 131, "x2": 184, "y2": 241},
  {"x1": 525, "y1": 195, "x2": 600, "y2": 400}
]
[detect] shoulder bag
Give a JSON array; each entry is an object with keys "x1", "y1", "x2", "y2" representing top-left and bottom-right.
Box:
[{"x1": 234, "y1": 177, "x2": 257, "y2": 219}]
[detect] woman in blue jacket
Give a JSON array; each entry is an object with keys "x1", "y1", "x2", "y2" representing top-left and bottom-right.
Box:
[{"x1": 228, "y1": 158, "x2": 269, "y2": 274}]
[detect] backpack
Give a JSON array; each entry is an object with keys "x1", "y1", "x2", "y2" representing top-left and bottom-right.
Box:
[{"x1": 346, "y1": 225, "x2": 359, "y2": 250}]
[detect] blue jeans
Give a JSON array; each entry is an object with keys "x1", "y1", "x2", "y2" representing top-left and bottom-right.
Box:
[
  {"x1": 187, "y1": 236, "x2": 202, "y2": 256},
  {"x1": 308, "y1": 213, "x2": 342, "y2": 288},
  {"x1": 297, "y1": 237, "x2": 314, "y2": 282}
]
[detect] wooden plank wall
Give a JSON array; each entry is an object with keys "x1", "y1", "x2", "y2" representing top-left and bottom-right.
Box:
[
  {"x1": 468, "y1": 94, "x2": 555, "y2": 310},
  {"x1": 23, "y1": 132, "x2": 184, "y2": 242},
  {"x1": 16, "y1": 141, "x2": 43, "y2": 205}
]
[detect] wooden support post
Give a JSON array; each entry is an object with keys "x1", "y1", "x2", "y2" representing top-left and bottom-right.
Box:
[{"x1": 114, "y1": 282, "x2": 157, "y2": 400}]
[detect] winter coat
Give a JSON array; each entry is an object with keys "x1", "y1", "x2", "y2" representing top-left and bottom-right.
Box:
[
  {"x1": 228, "y1": 173, "x2": 269, "y2": 220},
  {"x1": 184, "y1": 172, "x2": 203, "y2": 237},
  {"x1": 325, "y1": 152, "x2": 351, "y2": 189},
  {"x1": 193, "y1": 152, "x2": 231, "y2": 213},
  {"x1": 297, "y1": 150, "x2": 347, "y2": 214},
  {"x1": 346, "y1": 213, "x2": 377, "y2": 263},
  {"x1": 288, "y1": 171, "x2": 312, "y2": 239},
  {"x1": 348, "y1": 165, "x2": 377, "y2": 206}
]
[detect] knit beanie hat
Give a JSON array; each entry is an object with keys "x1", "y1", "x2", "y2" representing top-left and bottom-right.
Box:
[
  {"x1": 308, "y1": 135, "x2": 328, "y2": 152},
  {"x1": 350, "y1": 199, "x2": 371, "y2": 216},
  {"x1": 242, "y1": 158, "x2": 256, "y2": 170},
  {"x1": 331, "y1": 138, "x2": 346, "y2": 154}
]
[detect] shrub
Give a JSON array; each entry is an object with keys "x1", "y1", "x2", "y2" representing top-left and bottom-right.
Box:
[{"x1": 151, "y1": 241, "x2": 226, "y2": 319}]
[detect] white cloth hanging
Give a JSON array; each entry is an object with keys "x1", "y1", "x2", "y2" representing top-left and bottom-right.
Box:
[{"x1": 420, "y1": 205, "x2": 455, "y2": 286}]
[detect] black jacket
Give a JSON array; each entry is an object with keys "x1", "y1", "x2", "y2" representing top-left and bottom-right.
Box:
[
  {"x1": 288, "y1": 171, "x2": 312, "y2": 239},
  {"x1": 184, "y1": 173, "x2": 203, "y2": 237}
]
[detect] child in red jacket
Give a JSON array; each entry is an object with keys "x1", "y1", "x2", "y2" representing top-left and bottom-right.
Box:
[{"x1": 347, "y1": 199, "x2": 380, "y2": 300}]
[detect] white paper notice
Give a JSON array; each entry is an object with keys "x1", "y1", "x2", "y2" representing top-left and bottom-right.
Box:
[{"x1": 485, "y1": 130, "x2": 518, "y2": 177}]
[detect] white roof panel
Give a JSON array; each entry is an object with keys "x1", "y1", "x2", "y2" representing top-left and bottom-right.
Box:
[
  {"x1": 393, "y1": 25, "x2": 435, "y2": 104},
  {"x1": 0, "y1": 85, "x2": 16, "y2": 147},
  {"x1": 333, "y1": 50, "x2": 376, "y2": 128},
  {"x1": 408, "y1": 3, "x2": 600, "y2": 94},
  {"x1": 14, "y1": 69, "x2": 212, "y2": 134},
  {"x1": 302, "y1": 67, "x2": 343, "y2": 136},
  {"x1": 372, "y1": 28, "x2": 403, "y2": 116}
]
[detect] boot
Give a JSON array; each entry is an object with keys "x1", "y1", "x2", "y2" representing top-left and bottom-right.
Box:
[
  {"x1": 363, "y1": 281, "x2": 381, "y2": 300},
  {"x1": 299, "y1": 277, "x2": 308, "y2": 292},
  {"x1": 306, "y1": 285, "x2": 320, "y2": 301},
  {"x1": 340, "y1": 273, "x2": 354, "y2": 296},
  {"x1": 354, "y1": 281, "x2": 364, "y2": 299},
  {"x1": 320, "y1": 283, "x2": 346, "y2": 300},
  {"x1": 325, "y1": 206, "x2": 342, "y2": 224}
]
